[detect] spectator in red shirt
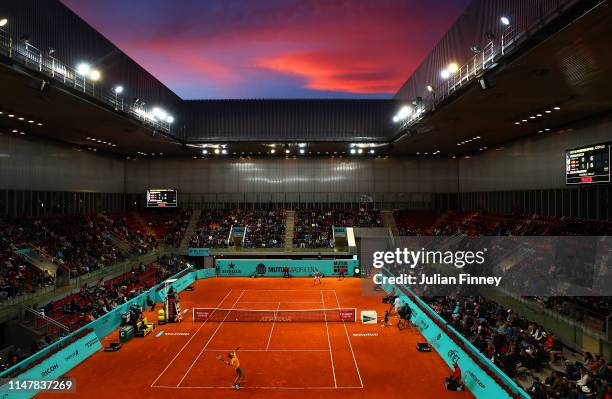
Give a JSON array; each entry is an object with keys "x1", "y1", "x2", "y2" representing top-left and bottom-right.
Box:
[{"x1": 545, "y1": 333, "x2": 564, "y2": 363}]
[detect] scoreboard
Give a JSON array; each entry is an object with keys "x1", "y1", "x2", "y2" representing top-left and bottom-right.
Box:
[
  {"x1": 566, "y1": 143, "x2": 610, "y2": 185},
  {"x1": 146, "y1": 189, "x2": 178, "y2": 207}
]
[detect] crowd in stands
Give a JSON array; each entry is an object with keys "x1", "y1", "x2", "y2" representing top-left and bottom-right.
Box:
[
  {"x1": 0, "y1": 213, "x2": 161, "y2": 302},
  {"x1": 393, "y1": 209, "x2": 612, "y2": 397},
  {"x1": 293, "y1": 209, "x2": 335, "y2": 248},
  {"x1": 394, "y1": 209, "x2": 611, "y2": 323},
  {"x1": 162, "y1": 209, "x2": 192, "y2": 247},
  {"x1": 190, "y1": 210, "x2": 233, "y2": 248},
  {"x1": 40, "y1": 264, "x2": 156, "y2": 333},
  {"x1": 531, "y1": 363, "x2": 612, "y2": 399},
  {"x1": 44, "y1": 255, "x2": 189, "y2": 334},
  {"x1": 1, "y1": 216, "x2": 54, "y2": 300},
  {"x1": 0, "y1": 346, "x2": 28, "y2": 373},
  {"x1": 0, "y1": 243, "x2": 54, "y2": 301},
  {"x1": 102, "y1": 214, "x2": 157, "y2": 255},
  {"x1": 3, "y1": 215, "x2": 124, "y2": 278},
  {"x1": 531, "y1": 297, "x2": 612, "y2": 332},
  {"x1": 293, "y1": 207, "x2": 382, "y2": 248},
  {"x1": 190, "y1": 209, "x2": 285, "y2": 248},
  {"x1": 134, "y1": 209, "x2": 192, "y2": 248},
  {"x1": 40, "y1": 215, "x2": 125, "y2": 276},
  {"x1": 395, "y1": 209, "x2": 612, "y2": 237},
  {"x1": 0, "y1": 255, "x2": 192, "y2": 372},
  {"x1": 423, "y1": 295, "x2": 612, "y2": 398},
  {"x1": 426, "y1": 295, "x2": 564, "y2": 376},
  {"x1": 541, "y1": 297, "x2": 612, "y2": 323},
  {"x1": 242, "y1": 210, "x2": 285, "y2": 248},
  {"x1": 153, "y1": 255, "x2": 192, "y2": 283}
]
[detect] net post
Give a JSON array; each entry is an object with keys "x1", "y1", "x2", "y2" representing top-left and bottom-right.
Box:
[{"x1": 354, "y1": 308, "x2": 357, "y2": 323}]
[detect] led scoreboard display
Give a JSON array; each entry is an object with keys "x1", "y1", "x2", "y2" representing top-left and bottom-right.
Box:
[
  {"x1": 565, "y1": 143, "x2": 610, "y2": 185},
  {"x1": 146, "y1": 189, "x2": 178, "y2": 207}
]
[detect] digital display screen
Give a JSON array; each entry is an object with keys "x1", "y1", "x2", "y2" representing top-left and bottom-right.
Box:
[
  {"x1": 146, "y1": 189, "x2": 178, "y2": 207},
  {"x1": 565, "y1": 143, "x2": 610, "y2": 185}
]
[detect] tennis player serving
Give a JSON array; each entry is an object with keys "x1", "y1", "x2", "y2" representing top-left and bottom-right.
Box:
[{"x1": 217, "y1": 350, "x2": 244, "y2": 390}]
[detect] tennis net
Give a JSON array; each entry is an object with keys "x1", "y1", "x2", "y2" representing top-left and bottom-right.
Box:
[{"x1": 193, "y1": 307, "x2": 356, "y2": 322}]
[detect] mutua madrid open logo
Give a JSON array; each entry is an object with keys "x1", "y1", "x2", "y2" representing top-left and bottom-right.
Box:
[{"x1": 256, "y1": 264, "x2": 267, "y2": 275}]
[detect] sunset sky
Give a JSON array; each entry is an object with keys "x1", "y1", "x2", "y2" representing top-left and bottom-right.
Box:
[{"x1": 61, "y1": 0, "x2": 469, "y2": 99}]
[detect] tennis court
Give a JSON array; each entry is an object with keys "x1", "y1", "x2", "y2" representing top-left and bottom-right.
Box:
[
  {"x1": 152, "y1": 287, "x2": 363, "y2": 389},
  {"x1": 38, "y1": 278, "x2": 474, "y2": 399}
]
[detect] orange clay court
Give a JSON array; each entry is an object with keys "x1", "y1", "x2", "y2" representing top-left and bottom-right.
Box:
[{"x1": 38, "y1": 278, "x2": 473, "y2": 399}]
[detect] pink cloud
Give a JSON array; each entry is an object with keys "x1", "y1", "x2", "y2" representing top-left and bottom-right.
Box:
[
  {"x1": 257, "y1": 51, "x2": 405, "y2": 94},
  {"x1": 60, "y1": 0, "x2": 470, "y2": 98}
]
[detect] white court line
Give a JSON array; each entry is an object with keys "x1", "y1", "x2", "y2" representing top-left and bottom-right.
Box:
[
  {"x1": 152, "y1": 385, "x2": 363, "y2": 390},
  {"x1": 150, "y1": 289, "x2": 233, "y2": 387},
  {"x1": 237, "y1": 301, "x2": 323, "y2": 304},
  {"x1": 333, "y1": 289, "x2": 364, "y2": 388},
  {"x1": 320, "y1": 290, "x2": 337, "y2": 388},
  {"x1": 240, "y1": 289, "x2": 336, "y2": 292},
  {"x1": 242, "y1": 289, "x2": 324, "y2": 291},
  {"x1": 204, "y1": 349, "x2": 328, "y2": 352},
  {"x1": 265, "y1": 302, "x2": 281, "y2": 350},
  {"x1": 177, "y1": 290, "x2": 246, "y2": 387}
]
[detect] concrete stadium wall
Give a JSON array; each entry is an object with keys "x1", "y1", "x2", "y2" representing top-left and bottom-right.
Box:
[
  {"x1": 0, "y1": 133, "x2": 125, "y2": 192},
  {"x1": 2, "y1": 113, "x2": 610, "y2": 205},
  {"x1": 125, "y1": 157, "x2": 459, "y2": 197},
  {"x1": 126, "y1": 114, "x2": 612, "y2": 199},
  {"x1": 458, "y1": 115, "x2": 612, "y2": 192}
]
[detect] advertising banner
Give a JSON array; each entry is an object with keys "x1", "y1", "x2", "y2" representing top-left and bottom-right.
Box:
[
  {"x1": 215, "y1": 258, "x2": 358, "y2": 277},
  {"x1": 188, "y1": 248, "x2": 210, "y2": 257},
  {"x1": 195, "y1": 268, "x2": 216, "y2": 279},
  {"x1": 0, "y1": 331, "x2": 101, "y2": 399}
]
